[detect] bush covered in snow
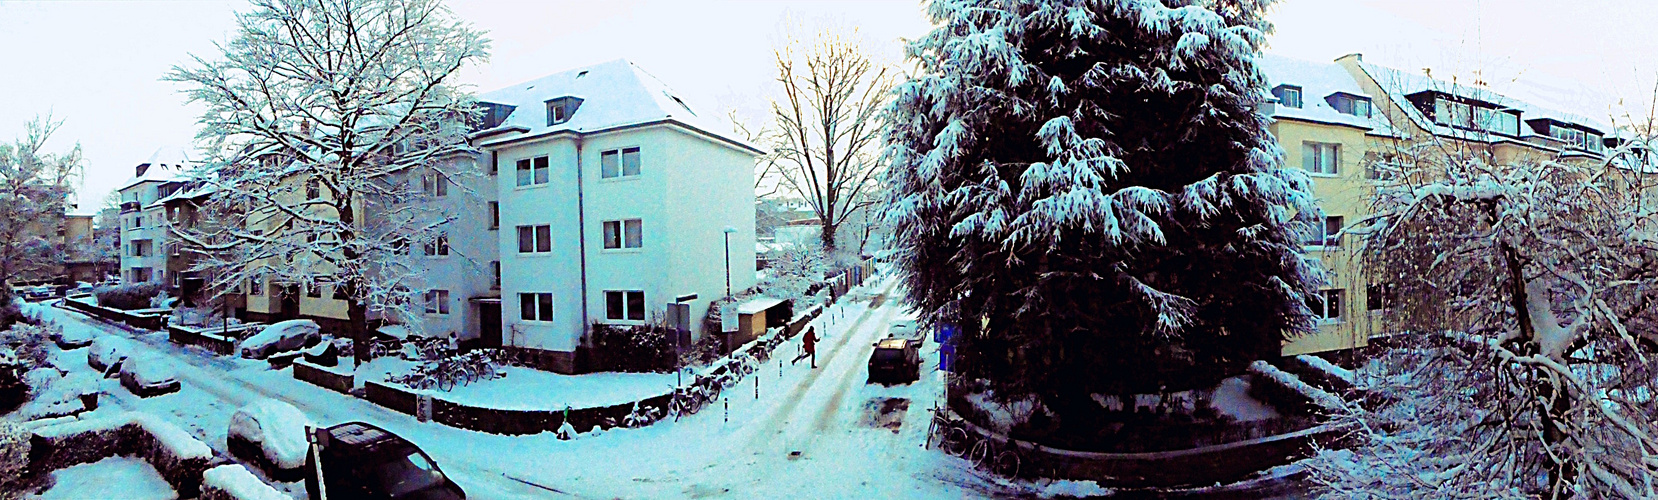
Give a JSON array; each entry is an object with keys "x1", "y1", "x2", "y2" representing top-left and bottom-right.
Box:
[
  {"x1": 0, "y1": 323, "x2": 54, "y2": 414},
  {"x1": 93, "y1": 282, "x2": 167, "y2": 311},
  {"x1": 586, "y1": 323, "x2": 674, "y2": 373},
  {"x1": 0, "y1": 420, "x2": 30, "y2": 486}
]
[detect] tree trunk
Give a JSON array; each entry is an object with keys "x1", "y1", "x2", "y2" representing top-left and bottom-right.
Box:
[
  {"x1": 820, "y1": 221, "x2": 838, "y2": 254},
  {"x1": 349, "y1": 297, "x2": 369, "y2": 363}
]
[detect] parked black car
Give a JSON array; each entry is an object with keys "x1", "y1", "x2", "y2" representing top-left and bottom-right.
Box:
[
  {"x1": 305, "y1": 421, "x2": 465, "y2": 500},
  {"x1": 867, "y1": 337, "x2": 921, "y2": 385}
]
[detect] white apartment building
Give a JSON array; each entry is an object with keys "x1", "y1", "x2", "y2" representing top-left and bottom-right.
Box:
[
  {"x1": 472, "y1": 59, "x2": 760, "y2": 371},
  {"x1": 117, "y1": 147, "x2": 193, "y2": 288}
]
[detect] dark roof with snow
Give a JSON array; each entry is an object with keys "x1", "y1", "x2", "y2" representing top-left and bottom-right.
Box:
[{"x1": 473, "y1": 59, "x2": 761, "y2": 155}]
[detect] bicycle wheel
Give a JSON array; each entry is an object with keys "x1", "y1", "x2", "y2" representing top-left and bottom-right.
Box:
[
  {"x1": 944, "y1": 427, "x2": 969, "y2": 457},
  {"x1": 437, "y1": 372, "x2": 455, "y2": 392},
  {"x1": 967, "y1": 440, "x2": 990, "y2": 469},
  {"x1": 925, "y1": 417, "x2": 942, "y2": 450},
  {"x1": 993, "y1": 450, "x2": 1021, "y2": 478}
]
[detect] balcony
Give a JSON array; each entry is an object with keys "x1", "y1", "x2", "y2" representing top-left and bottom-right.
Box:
[{"x1": 120, "y1": 201, "x2": 142, "y2": 213}]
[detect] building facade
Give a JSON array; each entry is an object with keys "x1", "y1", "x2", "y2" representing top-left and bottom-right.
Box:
[
  {"x1": 117, "y1": 147, "x2": 193, "y2": 289},
  {"x1": 1264, "y1": 53, "x2": 1632, "y2": 356}
]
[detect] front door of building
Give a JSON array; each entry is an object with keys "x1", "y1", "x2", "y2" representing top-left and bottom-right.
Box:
[
  {"x1": 278, "y1": 285, "x2": 300, "y2": 321},
  {"x1": 479, "y1": 302, "x2": 502, "y2": 348}
]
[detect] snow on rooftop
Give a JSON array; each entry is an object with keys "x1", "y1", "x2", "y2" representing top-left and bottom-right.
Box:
[
  {"x1": 1258, "y1": 54, "x2": 1387, "y2": 132},
  {"x1": 1357, "y1": 61, "x2": 1611, "y2": 136},
  {"x1": 119, "y1": 146, "x2": 196, "y2": 191},
  {"x1": 476, "y1": 59, "x2": 758, "y2": 154}
]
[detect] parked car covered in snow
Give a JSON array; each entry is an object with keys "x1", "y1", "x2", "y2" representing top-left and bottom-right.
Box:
[
  {"x1": 229, "y1": 399, "x2": 312, "y2": 479},
  {"x1": 867, "y1": 337, "x2": 921, "y2": 385},
  {"x1": 88, "y1": 337, "x2": 132, "y2": 375},
  {"x1": 22, "y1": 285, "x2": 54, "y2": 302},
  {"x1": 118, "y1": 355, "x2": 180, "y2": 396},
  {"x1": 240, "y1": 320, "x2": 321, "y2": 359},
  {"x1": 54, "y1": 327, "x2": 94, "y2": 349},
  {"x1": 305, "y1": 421, "x2": 465, "y2": 500}
]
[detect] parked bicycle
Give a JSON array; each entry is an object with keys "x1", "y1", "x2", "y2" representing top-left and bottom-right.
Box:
[
  {"x1": 967, "y1": 434, "x2": 1024, "y2": 478},
  {"x1": 925, "y1": 405, "x2": 969, "y2": 457}
]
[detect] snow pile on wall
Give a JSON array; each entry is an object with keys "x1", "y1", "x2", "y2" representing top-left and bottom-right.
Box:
[
  {"x1": 200, "y1": 464, "x2": 288, "y2": 500},
  {"x1": 1295, "y1": 355, "x2": 1355, "y2": 386},
  {"x1": 132, "y1": 413, "x2": 212, "y2": 461},
  {"x1": 1247, "y1": 361, "x2": 1345, "y2": 412}
]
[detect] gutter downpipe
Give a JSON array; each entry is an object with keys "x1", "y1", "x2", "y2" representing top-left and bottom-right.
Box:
[{"x1": 575, "y1": 135, "x2": 591, "y2": 348}]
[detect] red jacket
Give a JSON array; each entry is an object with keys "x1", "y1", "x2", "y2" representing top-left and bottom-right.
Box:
[{"x1": 803, "y1": 328, "x2": 817, "y2": 354}]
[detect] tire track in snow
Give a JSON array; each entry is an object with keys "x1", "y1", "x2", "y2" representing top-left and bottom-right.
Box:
[{"x1": 736, "y1": 278, "x2": 900, "y2": 451}]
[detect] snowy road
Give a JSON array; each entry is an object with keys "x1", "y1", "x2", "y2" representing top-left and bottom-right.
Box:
[{"x1": 24, "y1": 272, "x2": 1034, "y2": 499}]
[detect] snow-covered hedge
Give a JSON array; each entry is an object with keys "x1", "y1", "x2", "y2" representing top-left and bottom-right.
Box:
[
  {"x1": 93, "y1": 282, "x2": 168, "y2": 311},
  {"x1": 31, "y1": 411, "x2": 217, "y2": 498},
  {"x1": 200, "y1": 464, "x2": 288, "y2": 500},
  {"x1": 586, "y1": 323, "x2": 674, "y2": 373}
]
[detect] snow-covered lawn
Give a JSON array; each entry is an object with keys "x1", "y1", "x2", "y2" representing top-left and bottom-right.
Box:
[
  {"x1": 362, "y1": 358, "x2": 674, "y2": 410},
  {"x1": 35, "y1": 456, "x2": 176, "y2": 500},
  {"x1": 423, "y1": 366, "x2": 671, "y2": 410}
]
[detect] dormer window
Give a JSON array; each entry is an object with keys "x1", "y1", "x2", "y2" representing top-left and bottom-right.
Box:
[
  {"x1": 1433, "y1": 97, "x2": 1520, "y2": 136},
  {"x1": 546, "y1": 96, "x2": 583, "y2": 126},
  {"x1": 477, "y1": 102, "x2": 515, "y2": 130},
  {"x1": 1326, "y1": 93, "x2": 1371, "y2": 117},
  {"x1": 1272, "y1": 85, "x2": 1302, "y2": 108},
  {"x1": 1550, "y1": 125, "x2": 1604, "y2": 153}
]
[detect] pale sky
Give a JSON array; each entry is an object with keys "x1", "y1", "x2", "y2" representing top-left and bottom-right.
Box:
[{"x1": 3, "y1": 0, "x2": 1655, "y2": 215}]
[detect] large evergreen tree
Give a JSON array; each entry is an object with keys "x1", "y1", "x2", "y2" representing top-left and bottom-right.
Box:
[{"x1": 883, "y1": 0, "x2": 1321, "y2": 417}]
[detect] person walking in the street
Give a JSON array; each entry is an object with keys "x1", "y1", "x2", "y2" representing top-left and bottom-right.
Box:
[{"x1": 794, "y1": 326, "x2": 818, "y2": 368}]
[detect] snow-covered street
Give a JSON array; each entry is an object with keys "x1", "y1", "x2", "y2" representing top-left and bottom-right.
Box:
[{"x1": 22, "y1": 273, "x2": 1027, "y2": 499}]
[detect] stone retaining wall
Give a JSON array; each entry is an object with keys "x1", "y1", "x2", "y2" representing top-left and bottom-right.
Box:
[
  {"x1": 60, "y1": 298, "x2": 168, "y2": 332},
  {"x1": 359, "y1": 378, "x2": 673, "y2": 436},
  {"x1": 292, "y1": 359, "x2": 353, "y2": 394},
  {"x1": 950, "y1": 408, "x2": 1348, "y2": 488},
  {"x1": 166, "y1": 324, "x2": 256, "y2": 356}
]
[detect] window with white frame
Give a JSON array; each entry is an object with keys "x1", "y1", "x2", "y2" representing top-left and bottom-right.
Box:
[
  {"x1": 306, "y1": 178, "x2": 320, "y2": 200},
  {"x1": 488, "y1": 202, "x2": 499, "y2": 230},
  {"x1": 519, "y1": 292, "x2": 553, "y2": 321},
  {"x1": 249, "y1": 278, "x2": 263, "y2": 296},
  {"x1": 605, "y1": 290, "x2": 645, "y2": 321},
  {"x1": 423, "y1": 233, "x2": 449, "y2": 256},
  {"x1": 425, "y1": 289, "x2": 450, "y2": 315},
  {"x1": 490, "y1": 261, "x2": 500, "y2": 290},
  {"x1": 517, "y1": 225, "x2": 551, "y2": 253},
  {"x1": 600, "y1": 147, "x2": 641, "y2": 179},
  {"x1": 603, "y1": 219, "x2": 642, "y2": 249},
  {"x1": 421, "y1": 173, "x2": 448, "y2": 197},
  {"x1": 1366, "y1": 283, "x2": 1395, "y2": 311},
  {"x1": 516, "y1": 156, "x2": 549, "y2": 187},
  {"x1": 1303, "y1": 142, "x2": 1339, "y2": 175},
  {"x1": 1271, "y1": 85, "x2": 1302, "y2": 108},
  {"x1": 1313, "y1": 289, "x2": 1344, "y2": 321}
]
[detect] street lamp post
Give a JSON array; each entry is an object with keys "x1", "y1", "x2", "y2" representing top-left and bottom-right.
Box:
[{"x1": 723, "y1": 226, "x2": 737, "y2": 297}]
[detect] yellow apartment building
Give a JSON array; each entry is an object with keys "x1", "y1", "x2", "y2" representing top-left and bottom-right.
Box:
[{"x1": 1263, "y1": 53, "x2": 1633, "y2": 356}]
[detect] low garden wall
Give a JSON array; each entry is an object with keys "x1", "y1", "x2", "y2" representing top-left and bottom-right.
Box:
[
  {"x1": 60, "y1": 298, "x2": 169, "y2": 332},
  {"x1": 360, "y1": 378, "x2": 674, "y2": 436},
  {"x1": 949, "y1": 407, "x2": 1349, "y2": 488},
  {"x1": 292, "y1": 359, "x2": 353, "y2": 394},
  {"x1": 167, "y1": 324, "x2": 258, "y2": 356},
  {"x1": 29, "y1": 412, "x2": 223, "y2": 498}
]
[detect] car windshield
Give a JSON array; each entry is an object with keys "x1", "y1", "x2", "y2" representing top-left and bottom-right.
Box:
[
  {"x1": 872, "y1": 349, "x2": 904, "y2": 363},
  {"x1": 370, "y1": 447, "x2": 446, "y2": 497}
]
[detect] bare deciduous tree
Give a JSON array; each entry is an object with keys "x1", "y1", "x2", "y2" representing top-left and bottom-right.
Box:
[
  {"x1": 0, "y1": 116, "x2": 82, "y2": 293},
  {"x1": 168, "y1": 0, "x2": 488, "y2": 360},
  {"x1": 1312, "y1": 116, "x2": 1658, "y2": 497},
  {"x1": 767, "y1": 28, "x2": 895, "y2": 254}
]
